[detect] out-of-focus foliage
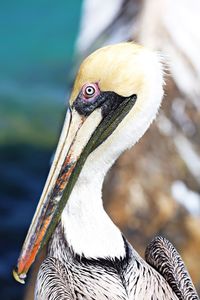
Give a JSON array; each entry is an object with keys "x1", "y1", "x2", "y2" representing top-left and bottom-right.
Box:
[{"x1": 77, "y1": 0, "x2": 200, "y2": 293}]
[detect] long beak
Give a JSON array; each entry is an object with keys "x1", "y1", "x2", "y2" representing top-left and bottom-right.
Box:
[{"x1": 13, "y1": 95, "x2": 136, "y2": 284}]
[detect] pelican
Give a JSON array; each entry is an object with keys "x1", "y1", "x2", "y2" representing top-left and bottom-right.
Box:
[{"x1": 13, "y1": 43, "x2": 199, "y2": 300}]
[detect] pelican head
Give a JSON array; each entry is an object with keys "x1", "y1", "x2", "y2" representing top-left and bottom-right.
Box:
[{"x1": 13, "y1": 42, "x2": 164, "y2": 283}]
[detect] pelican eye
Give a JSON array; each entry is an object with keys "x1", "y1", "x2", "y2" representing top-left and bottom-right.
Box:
[
  {"x1": 85, "y1": 86, "x2": 95, "y2": 96},
  {"x1": 82, "y1": 83, "x2": 99, "y2": 99}
]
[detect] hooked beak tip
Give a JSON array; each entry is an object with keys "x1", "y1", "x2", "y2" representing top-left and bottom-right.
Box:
[{"x1": 13, "y1": 267, "x2": 26, "y2": 284}]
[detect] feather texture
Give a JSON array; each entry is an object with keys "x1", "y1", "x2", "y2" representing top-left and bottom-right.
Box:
[
  {"x1": 35, "y1": 225, "x2": 179, "y2": 300},
  {"x1": 145, "y1": 236, "x2": 199, "y2": 300}
]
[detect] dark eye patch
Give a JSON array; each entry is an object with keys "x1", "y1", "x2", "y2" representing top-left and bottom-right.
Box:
[{"x1": 72, "y1": 91, "x2": 137, "y2": 117}]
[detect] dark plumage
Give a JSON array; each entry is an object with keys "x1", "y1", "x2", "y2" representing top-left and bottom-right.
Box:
[
  {"x1": 145, "y1": 236, "x2": 199, "y2": 300},
  {"x1": 35, "y1": 225, "x2": 199, "y2": 300}
]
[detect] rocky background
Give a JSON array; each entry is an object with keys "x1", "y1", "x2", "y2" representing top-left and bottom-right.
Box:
[{"x1": 77, "y1": 0, "x2": 200, "y2": 293}]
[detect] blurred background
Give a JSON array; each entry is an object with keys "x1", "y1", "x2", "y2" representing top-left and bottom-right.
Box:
[{"x1": 0, "y1": 0, "x2": 200, "y2": 299}]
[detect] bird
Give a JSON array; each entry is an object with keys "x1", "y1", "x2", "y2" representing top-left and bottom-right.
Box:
[{"x1": 13, "y1": 42, "x2": 199, "y2": 300}]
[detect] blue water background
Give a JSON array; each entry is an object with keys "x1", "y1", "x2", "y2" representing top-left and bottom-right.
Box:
[{"x1": 0, "y1": 1, "x2": 82, "y2": 299}]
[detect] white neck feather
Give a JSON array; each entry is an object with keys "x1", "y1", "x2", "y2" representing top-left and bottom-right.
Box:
[{"x1": 61, "y1": 167, "x2": 126, "y2": 259}]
